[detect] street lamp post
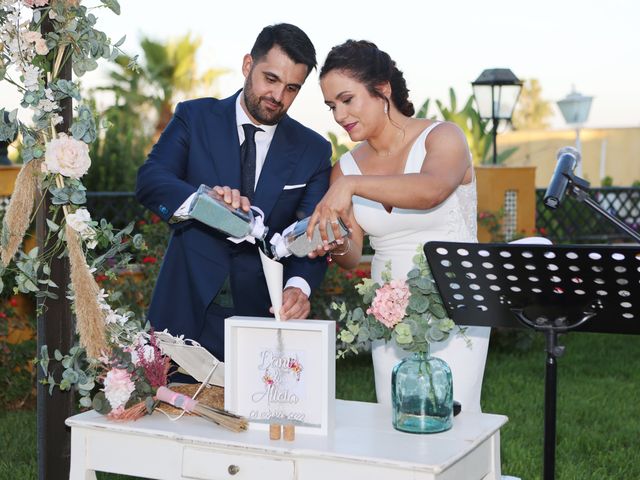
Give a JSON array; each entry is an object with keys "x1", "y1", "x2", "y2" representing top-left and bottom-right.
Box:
[
  {"x1": 556, "y1": 87, "x2": 593, "y2": 177},
  {"x1": 472, "y1": 69, "x2": 523, "y2": 164}
]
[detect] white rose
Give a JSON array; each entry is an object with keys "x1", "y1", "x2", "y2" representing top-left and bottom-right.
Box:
[
  {"x1": 44, "y1": 133, "x2": 91, "y2": 179},
  {"x1": 22, "y1": 64, "x2": 42, "y2": 91},
  {"x1": 85, "y1": 236, "x2": 98, "y2": 250},
  {"x1": 66, "y1": 207, "x2": 92, "y2": 233}
]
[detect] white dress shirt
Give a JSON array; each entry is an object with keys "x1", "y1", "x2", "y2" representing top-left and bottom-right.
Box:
[{"x1": 172, "y1": 92, "x2": 311, "y2": 297}]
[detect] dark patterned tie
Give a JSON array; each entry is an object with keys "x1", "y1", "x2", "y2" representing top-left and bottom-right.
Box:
[{"x1": 240, "y1": 124, "x2": 263, "y2": 201}]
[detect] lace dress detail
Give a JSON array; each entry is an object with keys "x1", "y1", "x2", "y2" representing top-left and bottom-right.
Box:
[{"x1": 338, "y1": 121, "x2": 490, "y2": 412}]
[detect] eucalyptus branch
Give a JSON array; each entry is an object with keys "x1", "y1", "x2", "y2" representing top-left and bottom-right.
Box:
[{"x1": 1, "y1": 74, "x2": 27, "y2": 92}]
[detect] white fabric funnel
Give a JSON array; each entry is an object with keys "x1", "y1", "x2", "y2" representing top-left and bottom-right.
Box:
[{"x1": 259, "y1": 249, "x2": 283, "y2": 321}]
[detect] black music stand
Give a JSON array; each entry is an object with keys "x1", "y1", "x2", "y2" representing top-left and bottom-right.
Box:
[{"x1": 424, "y1": 241, "x2": 640, "y2": 480}]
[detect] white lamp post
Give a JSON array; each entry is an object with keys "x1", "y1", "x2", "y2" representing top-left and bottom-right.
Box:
[
  {"x1": 472, "y1": 68, "x2": 523, "y2": 164},
  {"x1": 556, "y1": 87, "x2": 593, "y2": 176}
]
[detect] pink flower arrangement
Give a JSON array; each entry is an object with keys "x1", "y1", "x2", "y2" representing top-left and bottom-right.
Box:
[
  {"x1": 335, "y1": 249, "x2": 458, "y2": 358},
  {"x1": 367, "y1": 279, "x2": 411, "y2": 328},
  {"x1": 91, "y1": 336, "x2": 171, "y2": 421}
]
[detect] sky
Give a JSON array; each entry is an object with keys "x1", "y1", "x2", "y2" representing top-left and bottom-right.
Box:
[{"x1": 3, "y1": 0, "x2": 640, "y2": 138}]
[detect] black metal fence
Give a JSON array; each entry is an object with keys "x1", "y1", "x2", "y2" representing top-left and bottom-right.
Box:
[
  {"x1": 535, "y1": 187, "x2": 640, "y2": 244},
  {"x1": 85, "y1": 192, "x2": 147, "y2": 228},
  {"x1": 2, "y1": 189, "x2": 639, "y2": 245}
]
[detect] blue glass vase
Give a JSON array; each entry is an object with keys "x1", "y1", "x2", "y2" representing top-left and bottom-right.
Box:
[{"x1": 391, "y1": 349, "x2": 453, "y2": 433}]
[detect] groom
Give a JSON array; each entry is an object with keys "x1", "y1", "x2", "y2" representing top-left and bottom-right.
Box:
[{"x1": 136, "y1": 24, "x2": 332, "y2": 361}]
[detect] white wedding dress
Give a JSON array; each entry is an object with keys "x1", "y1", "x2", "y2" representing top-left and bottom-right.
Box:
[{"x1": 339, "y1": 121, "x2": 491, "y2": 413}]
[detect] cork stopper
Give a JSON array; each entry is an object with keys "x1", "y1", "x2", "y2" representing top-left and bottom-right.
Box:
[
  {"x1": 283, "y1": 423, "x2": 295, "y2": 442},
  {"x1": 269, "y1": 423, "x2": 282, "y2": 440}
]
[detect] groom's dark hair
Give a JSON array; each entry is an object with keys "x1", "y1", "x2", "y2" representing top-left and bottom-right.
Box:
[{"x1": 251, "y1": 23, "x2": 317, "y2": 78}]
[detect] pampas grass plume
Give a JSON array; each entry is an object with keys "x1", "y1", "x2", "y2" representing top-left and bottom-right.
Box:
[
  {"x1": 66, "y1": 224, "x2": 108, "y2": 358},
  {"x1": 1, "y1": 160, "x2": 42, "y2": 266}
]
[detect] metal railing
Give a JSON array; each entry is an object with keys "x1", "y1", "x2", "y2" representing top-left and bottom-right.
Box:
[
  {"x1": 2, "y1": 189, "x2": 639, "y2": 245},
  {"x1": 535, "y1": 187, "x2": 640, "y2": 244},
  {"x1": 85, "y1": 192, "x2": 147, "y2": 228}
]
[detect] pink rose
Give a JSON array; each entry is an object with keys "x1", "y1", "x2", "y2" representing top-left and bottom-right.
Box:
[
  {"x1": 103, "y1": 368, "x2": 135, "y2": 410},
  {"x1": 367, "y1": 279, "x2": 411, "y2": 328},
  {"x1": 35, "y1": 38, "x2": 49, "y2": 55}
]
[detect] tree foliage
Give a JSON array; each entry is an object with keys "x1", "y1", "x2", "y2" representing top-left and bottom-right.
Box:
[
  {"x1": 417, "y1": 89, "x2": 517, "y2": 164},
  {"x1": 511, "y1": 78, "x2": 553, "y2": 131}
]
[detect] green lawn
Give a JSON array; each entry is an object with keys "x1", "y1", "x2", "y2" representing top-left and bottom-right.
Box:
[{"x1": 1, "y1": 332, "x2": 638, "y2": 480}]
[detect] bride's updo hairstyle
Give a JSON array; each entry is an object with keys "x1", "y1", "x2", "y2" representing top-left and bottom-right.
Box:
[{"x1": 320, "y1": 40, "x2": 415, "y2": 117}]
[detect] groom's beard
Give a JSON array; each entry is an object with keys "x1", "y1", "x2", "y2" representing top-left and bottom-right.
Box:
[{"x1": 243, "y1": 75, "x2": 286, "y2": 126}]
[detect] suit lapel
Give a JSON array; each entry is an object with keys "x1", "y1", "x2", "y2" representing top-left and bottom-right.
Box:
[
  {"x1": 204, "y1": 92, "x2": 242, "y2": 189},
  {"x1": 253, "y1": 116, "x2": 299, "y2": 220}
]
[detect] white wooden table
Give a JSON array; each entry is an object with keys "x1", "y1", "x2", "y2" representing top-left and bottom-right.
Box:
[{"x1": 66, "y1": 400, "x2": 507, "y2": 480}]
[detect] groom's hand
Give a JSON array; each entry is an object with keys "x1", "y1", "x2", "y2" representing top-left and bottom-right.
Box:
[
  {"x1": 274, "y1": 287, "x2": 310, "y2": 320},
  {"x1": 211, "y1": 185, "x2": 251, "y2": 212}
]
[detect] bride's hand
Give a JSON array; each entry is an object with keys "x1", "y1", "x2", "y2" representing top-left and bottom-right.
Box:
[
  {"x1": 306, "y1": 176, "x2": 354, "y2": 244},
  {"x1": 307, "y1": 238, "x2": 347, "y2": 259}
]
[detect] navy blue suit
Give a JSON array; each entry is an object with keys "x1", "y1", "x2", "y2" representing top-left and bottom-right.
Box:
[{"x1": 136, "y1": 92, "x2": 332, "y2": 359}]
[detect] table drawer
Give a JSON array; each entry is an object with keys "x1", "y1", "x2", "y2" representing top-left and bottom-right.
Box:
[{"x1": 182, "y1": 446, "x2": 294, "y2": 480}]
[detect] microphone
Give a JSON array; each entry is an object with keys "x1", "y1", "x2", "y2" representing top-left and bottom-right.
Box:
[{"x1": 544, "y1": 147, "x2": 580, "y2": 209}]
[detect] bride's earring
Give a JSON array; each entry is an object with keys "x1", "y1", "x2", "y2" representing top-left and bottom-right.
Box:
[{"x1": 383, "y1": 102, "x2": 388, "y2": 115}]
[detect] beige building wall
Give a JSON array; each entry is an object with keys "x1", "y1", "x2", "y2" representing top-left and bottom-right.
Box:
[{"x1": 497, "y1": 127, "x2": 640, "y2": 188}]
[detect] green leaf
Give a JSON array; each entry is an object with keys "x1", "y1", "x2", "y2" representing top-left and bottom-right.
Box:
[
  {"x1": 351, "y1": 307, "x2": 365, "y2": 322},
  {"x1": 347, "y1": 322, "x2": 360, "y2": 335},
  {"x1": 69, "y1": 190, "x2": 87, "y2": 205},
  {"x1": 145, "y1": 396, "x2": 156, "y2": 414},
  {"x1": 339, "y1": 330, "x2": 355, "y2": 343},
  {"x1": 62, "y1": 369, "x2": 79, "y2": 384},
  {"x1": 54, "y1": 349, "x2": 63, "y2": 361},
  {"x1": 429, "y1": 303, "x2": 447, "y2": 319},
  {"x1": 101, "y1": 0, "x2": 121, "y2": 15},
  {"x1": 415, "y1": 276, "x2": 434, "y2": 291},
  {"x1": 416, "y1": 99, "x2": 430, "y2": 119},
  {"x1": 46, "y1": 219, "x2": 60, "y2": 232},
  {"x1": 92, "y1": 392, "x2": 112, "y2": 414},
  {"x1": 39, "y1": 346, "x2": 50, "y2": 375},
  {"x1": 394, "y1": 323, "x2": 413, "y2": 344},
  {"x1": 408, "y1": 294, "x2": 429, "y2": 313},
  {"x1": 114, "y1": 35, "x2": 126, "y2": 47},
  {"x1": 426, "y1": 325, "x2": 446, "y2": 343},
  {"x1": 406, "y1": 268, "x2": 420, "y2": 279},
  {"x1": 78, "y1": 380, "x2": 95, "y2": 391},
  {"x1": 24, "y1": 278, "x2": 39, "y2": 292},
  {"x1": 79, "y1": 396, "x2": 93, "y2": 408}
]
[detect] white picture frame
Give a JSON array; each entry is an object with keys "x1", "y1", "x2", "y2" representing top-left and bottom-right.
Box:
[{"x1": 224, "y1": 316, "x2": 335, "y2": 436}]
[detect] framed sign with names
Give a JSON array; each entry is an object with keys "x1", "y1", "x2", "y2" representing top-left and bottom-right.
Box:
[{"x1": 224, "y1": 316, "x2": 335, "y2": 435}]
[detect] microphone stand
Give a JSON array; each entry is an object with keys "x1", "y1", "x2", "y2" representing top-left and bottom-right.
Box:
[{"x1": 562, "y1": 173, "x2": 640, "y2": 244}]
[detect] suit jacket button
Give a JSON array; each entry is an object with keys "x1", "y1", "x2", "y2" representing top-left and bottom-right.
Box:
[{"x1": 159, "y1": 205, "x2": 168, "y2": 215}]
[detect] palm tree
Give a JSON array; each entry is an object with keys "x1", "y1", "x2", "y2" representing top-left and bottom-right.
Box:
[
  {"x1": 417, "y1": 89, "x2": 517, "y2": 165},
  {"x1": 140, "y1": 34, "x2": 229, "y2": 141}
]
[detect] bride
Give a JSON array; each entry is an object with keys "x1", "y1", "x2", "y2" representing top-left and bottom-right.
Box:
[{"x1": 306, "y1": 39, "x2": 490, "y2": 413}]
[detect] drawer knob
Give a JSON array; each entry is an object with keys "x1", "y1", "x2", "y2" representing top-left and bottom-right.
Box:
[{"x1": 228, "y1": 464, "x2": 240, "y2": 475}]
